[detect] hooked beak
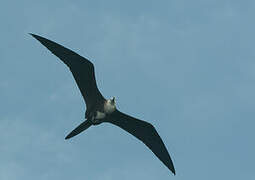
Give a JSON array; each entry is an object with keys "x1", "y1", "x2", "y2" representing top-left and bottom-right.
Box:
[{"x1": 111, "y1": 97, "x2": 115, "y2": 105}]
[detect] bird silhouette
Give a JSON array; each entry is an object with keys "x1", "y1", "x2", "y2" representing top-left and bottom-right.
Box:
[{"x1": 30, "y1": 33, "x2": 176, "y2": 175}]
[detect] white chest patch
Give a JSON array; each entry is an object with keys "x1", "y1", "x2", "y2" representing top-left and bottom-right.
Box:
[
  {"x1": 104, "y1": 100, "x2": 116, "y2": 114},
  {"x1": 95, "y1": 111, "x2": 106, "y2": 119}
]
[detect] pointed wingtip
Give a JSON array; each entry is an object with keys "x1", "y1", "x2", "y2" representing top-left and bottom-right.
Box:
[
  {"x1": 29, "y1": 33, "x2": 41, "y2": 41},
  {"x1": 169, "y1": 166, "x2": 176, "y2": 175},
  {"x1": 169, "y1": 162, "x2": 176, "y2": 175},
  {"x1": 29, "y1": 33, "x2": 35, "y2": 37},
  {"x1": 29, "y1": 33, "x2": 40, "y2": 39},
  {"x1": 173, "y1": 170, "x2": 176, "y2": 175},
  {"x1": 65, "y1": 134, "x2": 71, "y2": 140}
]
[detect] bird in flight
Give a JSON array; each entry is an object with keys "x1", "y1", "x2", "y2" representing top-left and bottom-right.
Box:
[{"x1": 30, "y1": 33, "x2": 176, "y2": 175}]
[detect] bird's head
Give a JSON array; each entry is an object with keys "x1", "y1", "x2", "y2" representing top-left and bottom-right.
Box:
[
  {"x1": 105, "y1": 97, "x2": 116, "y2": 114},
  {"x1": 110, "y1": 97, "x2": 116, "y2": 105}
]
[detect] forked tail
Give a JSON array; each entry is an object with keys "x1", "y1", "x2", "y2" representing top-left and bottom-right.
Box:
[{"x1": 65, "y1": 119, "x2": 93, "y2": 139}]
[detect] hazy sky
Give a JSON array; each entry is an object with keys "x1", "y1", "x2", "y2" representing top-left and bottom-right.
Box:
[{"x1": 1, "y1": 0, "x2": 255, "y2": 179}]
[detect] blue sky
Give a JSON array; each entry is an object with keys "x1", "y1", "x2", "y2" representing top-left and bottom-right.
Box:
[{"x1": 1, "y1": 0, "x2": 255, "y2": 179}]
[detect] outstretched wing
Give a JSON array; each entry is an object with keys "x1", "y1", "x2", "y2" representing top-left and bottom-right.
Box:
[
  {"x1": 30, "y1": 34, "x2": 105, "y2": 109},
  {"x1": 104, "y1": 110, "x2": 176, "y2": 175}
]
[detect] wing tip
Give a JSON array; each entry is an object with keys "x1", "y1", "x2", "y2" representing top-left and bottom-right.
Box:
[
  {"x1": 29, "y1": 33, "x2": 37, "y2": 38},
  {"x1": 168, "y1": 162, "x2": 176, "y2": 175},
  {"x1": 166, "y1": 158, "x2": 176, "y2": 175},
  {"x1": 172, "y1": 168, "x2": 176, "y2": 175},
  {"x1": 29, "y1": 33, "x2": 43, "y2": 41},
  {"x1": 65, "y1": 133, "x2": 72, "y2": 140}
]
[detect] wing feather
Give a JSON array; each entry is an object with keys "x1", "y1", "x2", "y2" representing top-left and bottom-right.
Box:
[
  {"x1": 30, "y1": 33, "x2": 105, "y2": 109},
  {"x1": 105, "y1": 110, "x2": 176, "y2": 174},
  {"x1": 65, "y1": 120, "x2": 93, "y2": 139}
]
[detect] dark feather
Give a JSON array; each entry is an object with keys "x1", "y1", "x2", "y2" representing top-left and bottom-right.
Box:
[
  {"x1": 65, "y1": 120, "x2": 93, "y2": 139},
  {"x1": 30, "y1": 33, "x2": 105, "y2": 109},
  {"x1": 104, "y1": 110, "x2": 176, "y2": 174}
]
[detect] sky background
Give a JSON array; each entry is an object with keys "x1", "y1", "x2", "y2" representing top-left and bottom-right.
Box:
[{"x1": 1, "y1": 0, "x2": 255, "y2": 179}]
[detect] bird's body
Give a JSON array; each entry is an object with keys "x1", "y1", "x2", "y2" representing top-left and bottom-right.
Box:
[
  {"x1": 88, "y1": 98, "x2": 116, "y2": 124},
  {"x1": 30, "y1": 33, "x2": 176, "y2": 175}
]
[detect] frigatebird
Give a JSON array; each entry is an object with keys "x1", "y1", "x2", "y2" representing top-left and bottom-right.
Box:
[{"x1": 30, "y1": 33, "x2": 176, "y2": 175}]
